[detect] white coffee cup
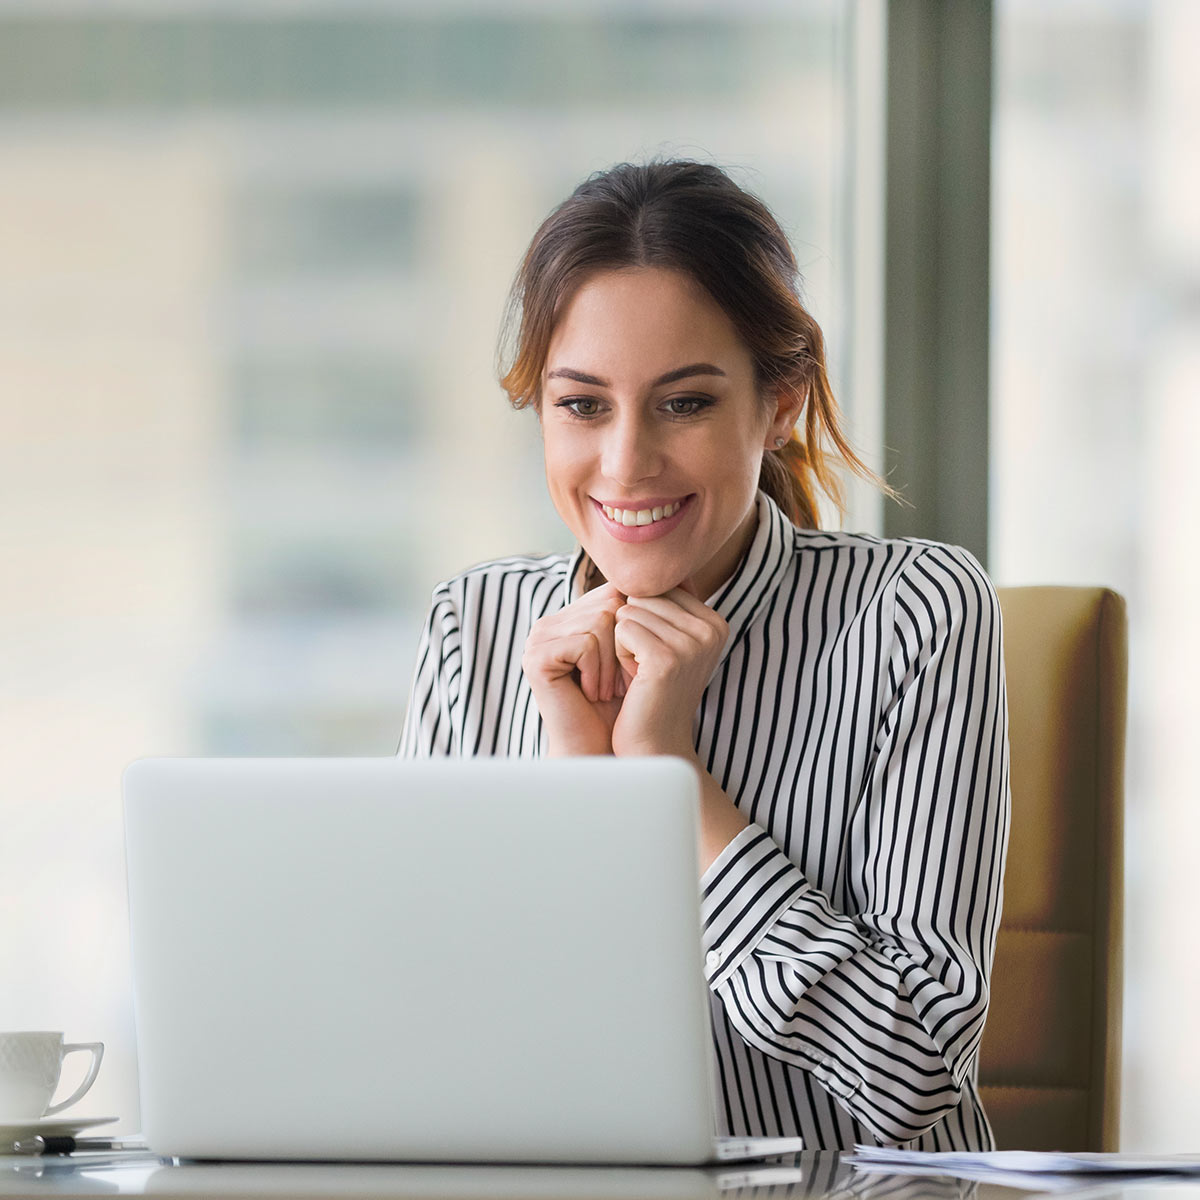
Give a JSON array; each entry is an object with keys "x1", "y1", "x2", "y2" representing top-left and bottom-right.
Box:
[{"x1": 0, "y1": 1032, "x2": 104, "y2": 1120}]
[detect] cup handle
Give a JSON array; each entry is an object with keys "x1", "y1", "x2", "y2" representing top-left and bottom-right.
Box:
[{"x1": 42, "y1": 1042, "x2": 104, "y2": 1116}]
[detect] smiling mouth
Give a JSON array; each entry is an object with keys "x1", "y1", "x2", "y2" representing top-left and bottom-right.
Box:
[{"x1": 597, "y1": 499, "x2": 685, "y2": 527}]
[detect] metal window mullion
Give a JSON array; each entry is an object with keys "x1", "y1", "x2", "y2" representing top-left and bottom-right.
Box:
[{"x1": 883, "y1": 0, "x2": 993, "y2": 567}]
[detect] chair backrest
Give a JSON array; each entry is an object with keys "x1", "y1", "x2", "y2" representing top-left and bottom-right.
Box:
[{"x1": 979, "y1": 587, "x2": 1127, "y2": 1150}]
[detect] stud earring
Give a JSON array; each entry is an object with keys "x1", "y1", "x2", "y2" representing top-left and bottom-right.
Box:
[{"x1": 774, "y1": 437, "x2": 786, "y2": 448}]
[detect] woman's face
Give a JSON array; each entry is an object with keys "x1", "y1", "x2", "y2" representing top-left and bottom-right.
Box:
[{"x1": 540, "y1": 267, "x2": 800, "y2": 599}]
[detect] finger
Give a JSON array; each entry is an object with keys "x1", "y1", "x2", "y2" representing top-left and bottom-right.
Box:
[
  {"x1": 592, "y1": 581, "x2": 628, "y2": 603},
  {"x1": 525, "y1": 632, "x2": 601, "y2": 700},
  {"x1": 626, "y1": 593, "x2": 729, "y2": 655},
  {"x1": 564, "y1": 632, "x2": 601, "y2": 702},
  {"x1": 575, "y1": 632, "x2": 602, "y2": 702},
  {"x1": 530, "y1": 603, "x2": 622, "y2": 701},
  {"x1": 617, "y1": 607, "x2": 693, "y2": 662},
  {"x1": 626, "y1": 588, "x2": 718, "y2": 626},
  {"x1": 597, "y1": 609, "x2": 624, "y2": 700},
  {"x1": 562, "y1": 606, "x2": 616, "y2": 703},
  {"x1": 580, "y1": 581, "x2": 628, "y2": 616},
  {"x1": 614, "y1": 610, "x2": 673, "y2": 674},
  {"x1": 619, "y1": 598, "x2": 711, "y2": 650},
  {"x1": 661, "y1": 586, "x2": 720, "y2": 621},
  {"x1": 613, "y1": 616, "x2": 642, "y2": 679},
  {"x1": 529, "y1": 583, "x2": 626, "y2": 641}
]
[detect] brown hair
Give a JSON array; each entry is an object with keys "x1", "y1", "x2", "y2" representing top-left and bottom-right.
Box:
[{"x1": 498, "y1": 159, "x2": 889, "y2": 529}]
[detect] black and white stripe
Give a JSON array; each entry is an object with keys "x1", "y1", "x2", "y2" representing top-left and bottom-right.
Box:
[{"x1": 399, "y1": 492, "x2": 1010, "y2": 1150}]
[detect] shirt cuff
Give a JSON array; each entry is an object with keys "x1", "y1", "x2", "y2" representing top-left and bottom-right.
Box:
[{"x1": 699, "y1": 823, "x2": 809, "y2": 988}]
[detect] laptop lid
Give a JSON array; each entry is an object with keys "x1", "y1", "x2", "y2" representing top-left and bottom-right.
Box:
[{"x1": 123, "y1": 756, "x2": 718, "y2": 1164}]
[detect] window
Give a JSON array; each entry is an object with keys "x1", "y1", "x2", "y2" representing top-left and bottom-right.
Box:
[
  {"x1": 992, "y1": 0, "x2": 1200, "y2": 1150},
  {"x1": 0, "y1": 0, "x2": 878, "y2": 1130}
]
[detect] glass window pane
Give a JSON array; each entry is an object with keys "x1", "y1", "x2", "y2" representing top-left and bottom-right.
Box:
[
  {"x1": 0, "y1": 0, "x2": 873, "y2": 1134},
  {"x1": 992, "y1": 0, "x2": 1200, "y2": 1151}
]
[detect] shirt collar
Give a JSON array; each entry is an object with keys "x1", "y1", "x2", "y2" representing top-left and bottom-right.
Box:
[
  {"x1": 566, "y1": 544, "x2": 592, "y2": 604},
  {"x1": 706, "y1": 491, "x2": 795, "y2": 664},
  {"x1": 566, "y1": 491, "x2": 795, "y2": 662}
]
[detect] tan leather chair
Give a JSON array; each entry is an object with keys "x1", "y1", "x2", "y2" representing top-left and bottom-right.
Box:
[{"x1": 978, "y1": 587, "x2": 1127, "y2": 1150}]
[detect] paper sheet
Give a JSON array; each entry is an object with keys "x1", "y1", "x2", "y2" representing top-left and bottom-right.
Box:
[{"x1": 848, "y1": 1146, "x2": 1200, "y2": 1190}]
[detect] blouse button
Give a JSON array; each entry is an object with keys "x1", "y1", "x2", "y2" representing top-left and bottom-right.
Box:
[{"x1": 705, "y1": 950, "x2": 723, "y2": 972}]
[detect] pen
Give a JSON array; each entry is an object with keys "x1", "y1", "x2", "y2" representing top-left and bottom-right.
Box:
[{"x1": 10, "y1": 1135, "x2": 149, "y2": 1155}]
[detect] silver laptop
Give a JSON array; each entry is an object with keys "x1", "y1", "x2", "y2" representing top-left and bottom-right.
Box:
[{"x1": 123, "y1": 756, "x2": 804, "y2": 1165}]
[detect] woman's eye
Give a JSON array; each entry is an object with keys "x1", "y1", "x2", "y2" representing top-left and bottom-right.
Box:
[
  {"x1": 555, "y1": 396, "x2": 602, "y2": 418},
  {"x1": 664, "y1": 395, "x2": 711, "y2": 417}
]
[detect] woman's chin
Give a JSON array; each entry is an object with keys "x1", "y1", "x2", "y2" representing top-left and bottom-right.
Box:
[{"x1": 591, "y1": 557, "x2": 688, "y2": 599}]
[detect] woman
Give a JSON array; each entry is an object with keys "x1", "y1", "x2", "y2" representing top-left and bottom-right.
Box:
[{"x1": 400, "y1": 160, "x2": 1009, "y2": 1151}]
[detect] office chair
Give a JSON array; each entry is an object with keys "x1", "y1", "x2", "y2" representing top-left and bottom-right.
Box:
[{"x1": 978, "y1": 587, "x2": 1127, "y2": 1150}]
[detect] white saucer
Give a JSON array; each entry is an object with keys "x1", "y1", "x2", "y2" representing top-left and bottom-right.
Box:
[{"x1": 0, "y1": 1115, "x2": 117, "y2": 1147}]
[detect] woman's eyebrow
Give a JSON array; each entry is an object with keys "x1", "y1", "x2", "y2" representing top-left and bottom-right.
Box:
[{"x1": 545, "y1": 362, "x2": 727, "y2": 388}]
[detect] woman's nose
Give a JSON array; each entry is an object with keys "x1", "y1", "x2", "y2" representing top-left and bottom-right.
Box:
[{"x1": 601, "y1": 411, "x2": 663, "y2": 487}]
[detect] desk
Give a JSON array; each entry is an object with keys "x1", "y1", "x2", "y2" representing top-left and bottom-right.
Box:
[{"x1": 2, "y1": 1153, "x2": 1199, "y2": 1200}]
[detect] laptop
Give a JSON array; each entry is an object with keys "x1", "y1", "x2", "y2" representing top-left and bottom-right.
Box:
[{"x1": 123, "y1": 756, "x2": 805, "y2": 1165}]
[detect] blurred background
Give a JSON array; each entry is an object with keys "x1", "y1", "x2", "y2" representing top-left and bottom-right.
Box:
[{"x1": 1, "y1": 0, "x2": 1195, "y2": 1150}]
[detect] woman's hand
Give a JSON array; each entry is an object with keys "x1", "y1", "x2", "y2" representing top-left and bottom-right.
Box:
[
  {"x1": 610, "y1": 588, "x2": 729, "y2": 759},
  {"x1": 611, "y1": 590, "x2": 747, "y2": 868},
  {"x1": 521, "y1": 583, "x2": 627, "y2": 756},
  {"x1": 524, "y1": 583, "x2": 746, "y2": 867}
]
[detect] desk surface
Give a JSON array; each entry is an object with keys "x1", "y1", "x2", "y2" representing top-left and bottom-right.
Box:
[{"x1": 3, "y1": 1152, "x2": 1200, "y2": 1200}]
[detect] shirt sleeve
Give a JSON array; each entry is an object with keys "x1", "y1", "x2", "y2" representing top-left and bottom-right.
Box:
[
  {"x1": 700, "y1": 544, "x2": 1010, "y2": 1145},
  {"x1": 397, "y1": 582, "x2": 463, "y2": 758}
]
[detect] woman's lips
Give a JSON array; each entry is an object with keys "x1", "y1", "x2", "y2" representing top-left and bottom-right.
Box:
[{"x1": 592, "y1": 495, "x2": 694, "y2": 543}]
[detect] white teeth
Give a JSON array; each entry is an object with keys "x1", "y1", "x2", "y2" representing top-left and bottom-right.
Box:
[{"x1": 601, "y1": 500, "x2": 683, "y2": 526}]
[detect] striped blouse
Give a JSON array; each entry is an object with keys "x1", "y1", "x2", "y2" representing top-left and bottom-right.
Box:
[{"x1": 398, "y1": 492, "x2": 1010, "y2": 1150}]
